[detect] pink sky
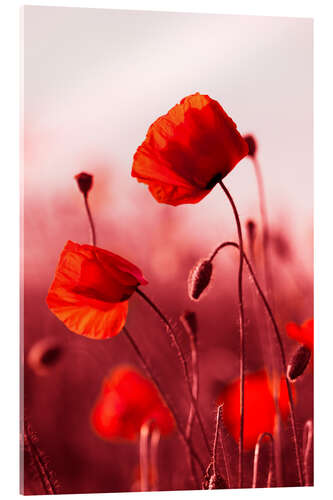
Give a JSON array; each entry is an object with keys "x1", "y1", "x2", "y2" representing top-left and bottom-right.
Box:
[{"x1": 23, "y1": 7, "x2": 313, "y2": 284}]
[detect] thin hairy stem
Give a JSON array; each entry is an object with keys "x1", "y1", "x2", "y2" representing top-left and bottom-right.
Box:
[
  {"x1": 122, "y1": 326, "x2": 205, "y2": 474},
  {"x1": 83, "y1": 193, "x2": 96, "y2": 245},
  {"x1": 252, "y1": 432, "x2": 274, "y2": 488},
  {"x1": 180, "y1": 316, "x2": 201, "y2": 488},
  {"x1": 212, "y1": 406, "x2": 222, "y2": 476},
  {"x1": 251, "y1": 155, "x2": 283, "y2": 485},
  {"x1": 23, "y1": 420, "x2": 57, "y2": 495},
  {"x1": 219, "y1": 180, "x2": 245, "y2": 488},
  {"x1": 135, "y1": 287, "x2": 210, "y2": 454},
  {"x1": 209, "y1": 241, "x2": 304, "y2": 486},
  {"x1": 219, "y1": 425, "x2": 231, "y2": 489},
  {"x1": 183, "y1": 327, "x2": 199, "y2": 440},
  {"x1": 302, "y1": 420, "x2": 313, "y2": 486}
]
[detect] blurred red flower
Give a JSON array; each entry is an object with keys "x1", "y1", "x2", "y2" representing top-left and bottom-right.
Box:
[
  {"x1": 46, "y1": 241, "x2": 148, "y2": 339},
  {"x1": 286, "y1": 319, "x2": 314, "y2": 352},
  {"x1": 217, "y1": 371, "x2": 292, "y2": 450},
  {"x1": 91, "y1": 366, "x2": 175, "y2": 441},
  {"x1": 132, "y1": 93, "x2": 248, "y2": 206}
]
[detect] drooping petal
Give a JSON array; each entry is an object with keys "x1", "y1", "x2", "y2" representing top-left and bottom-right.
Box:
[{"x1": 46, "y1": 241, "x2": 147, "y2": 338}]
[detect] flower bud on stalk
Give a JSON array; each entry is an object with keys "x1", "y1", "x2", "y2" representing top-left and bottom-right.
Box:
[
  {"x1": 244, "y1": 134, "x2": 257, "y2": 158},
  {"x1": 287, "y1": 345, "x2": 312, "y2": 382},
  {"x1": 74, "y1": 172, "x2": 93, "y2": 196},
  {"x1": 27, "y1": 338, "x2": 63, "y2": 376},
  {"x1": 188, "y1": 259, "x2": 213, "y2": 301},
  {"x1": 246, "y1": 219, "x2": 257, "y2": 251}
]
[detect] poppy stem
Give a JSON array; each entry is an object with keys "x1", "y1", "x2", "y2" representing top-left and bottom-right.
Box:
[
  {"x1": 212, "y1": 406, "x2": 220, "y2": 477},
  {"x1": 150, "y1": 427, "x2": 161, "y2": 491},
  {"x1": 252, "y1": 432, "x2": 274, "y2": 488},
  {"x1": 302, "y1": 420, "x2": 313, "y2": 486},
  {"x1": 209, "y1": 241, "x2": 304, "y2": 486},
  {"x1": 135, "y1": 287, "x2": 210, "y2": 455},
  {"x1": 251, "y1": 155, "x2": 283, "y2": 486},
  {"x1": 122, "y1": 326, "x2": 205, "y2": 474},
  {"x1": 180, "y1": 314, "x2": 201, "y2": 489},
  {"x1": 139, "y1": 421, "x2": 151, "y2": 492},
  {"x1": 180, "y1": 317, "x2": 199, "y2": 441},
  {"x1": 23, "y1": 419, "x2": 58, "y2": 495},
  {"x1": 218, "y1": 416, "x2": 232, "y2": 489},
  {"x1": 83, "y1": 193, "x2": 97, "y2": 246},
  {"x1": 218, "y1": 180, "x2": 245, "y2": 489}
]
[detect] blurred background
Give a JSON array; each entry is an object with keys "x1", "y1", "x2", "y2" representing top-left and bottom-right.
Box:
[{"x1": 22, "y1": 6, "x2": 313, "y2": 494}]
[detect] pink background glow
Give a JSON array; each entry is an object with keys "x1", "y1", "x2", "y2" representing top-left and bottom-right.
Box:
[{"x1": 23, "y1": 7, "x2": 313, "y2": 287}]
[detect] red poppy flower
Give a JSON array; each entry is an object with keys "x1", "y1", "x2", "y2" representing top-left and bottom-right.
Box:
[
  {"x1": 132, "y1": 93, "x2": 248, "y2": 206},
  {"x1": 46, "y1": 241, "x2": 148, "y2": 339},
  {"x1": 91, "y1": 366, "x2": 175, "y2": 441},
  {"x1": 217, "y1": 371, "x2": 292, "y2": 450},
  {"x1": 286, "y1": 319, "x2": 314, "y2": 352}
]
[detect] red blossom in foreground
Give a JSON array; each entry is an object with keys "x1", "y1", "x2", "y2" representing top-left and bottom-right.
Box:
[
  {"x1": 46, "y1": 241, "x2": 148, "y2": 339},
  {"x1": 286, "y1": 319, "x2": 313, "y2": 352},
  {"x1": 91, "y1": 366, "x2": 175, "y2": 441},
  {"x1": 132, "y1": 93, "x2": 248, "y2": 206},
  {"x1": 217, "y1": 371, "x2": 293, "y2": 450}
]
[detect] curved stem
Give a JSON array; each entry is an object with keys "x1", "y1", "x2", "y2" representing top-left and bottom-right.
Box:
[
  {"x1": 302, "y1": 420, "x2": 313, "y2": 486},
  {"x1": 218, "y1": 180, "x2": 245, "y2": 488},
  {"x1": 252, "y1": 432, "x2": 274, "y2": 488},
  {"x1": 251, "y1": 156, "x2": 283, "y2": 485},
  {"x1": 83, "y1": 193, "x2": 96, "y2": 246},
  {"x1": 122, "y1": 326, "x2": 205, "y2": 474},
  {"x1": 181, "y1": 317, "x2": 201, "y2": 489},
  {"x1": 209, "y1": 241, "x2": 304, "y2": 486},
  {"x1": 135, "y1": 287, "x2": 210, "y2": 454}
]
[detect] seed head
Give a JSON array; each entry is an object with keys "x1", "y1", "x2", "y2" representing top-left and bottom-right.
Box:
[
  {"x1": 75, "y1": 172, "x2": 93, "y2": 196},
  {"x1": 287, "y1": 345, "x2": 312, "y2": 381},
  {"x1": 244, "y1": 134, "x2": 257, "y2": 157},
  {"x1": 188, "y1": 258, "x2": 213, "y2": 301}
]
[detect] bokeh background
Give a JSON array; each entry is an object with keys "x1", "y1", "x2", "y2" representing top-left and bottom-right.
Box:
[{"x1": 22, "y1": 6, "x2": 313, "y2": 494}]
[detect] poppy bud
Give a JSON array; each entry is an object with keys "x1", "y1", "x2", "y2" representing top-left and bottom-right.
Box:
[
  {"x1": 246, "y1": 219, "x2": 256, "y2": 246},
  {"x1": 244, "y1": 134, "x2": 257, "y2": 157},
  {"x1": 75, "y1": 172, "x2": 93, "y2": 196},
  {"x1": 202, "y1": 463, "x2": 228, "y2": 489},
  {"x1": 188, "y1": 259, "x2": 213, "y2": 301},
  {"x1": 287, "y1": 345, "x2": 312, "y2": 382},
  {"x1": 27, "y1": 338, "x2": 63, "y2": 376},
  {"x1": 180, "y1": 310, "x2": 197, "y2": 338}
]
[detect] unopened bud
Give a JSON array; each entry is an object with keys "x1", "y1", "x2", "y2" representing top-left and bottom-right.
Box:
[
  {"x1": 27, "y1": 338, "x2": 63, "y2": 376},
  {"x1": 246, "y1": 219, "x2": 257, "y2": 246},
  {"x1": 202, "y1": 463, "x2": 228, "y2": 490},
  {"x1": 287, "y1": 345, "x2": 311, "y2": 381},
  {"x1": 244, "y1": 134, "x2": 257, "y2": 157},
  {"x1": 75, "y1": 172, "x2": 93, "y2": 196},
  {"x1": 188, "y1": 259, "x2": 213, "y2": 301}
]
